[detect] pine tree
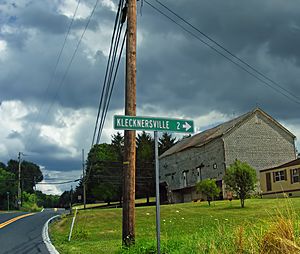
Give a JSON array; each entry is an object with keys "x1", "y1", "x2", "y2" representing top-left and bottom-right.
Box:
[{"x1": 158, "y1": 132, "x2": 177, "y2": 155}]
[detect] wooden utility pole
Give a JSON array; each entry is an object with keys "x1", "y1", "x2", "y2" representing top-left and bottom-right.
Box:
[
  {"x1": 123, "y1": 0, "x2": 137, "y2": 247},
  {"x1": 18, "y1": 152, "x2": 22, "y2": 210},
  {"x1": 82, "y1": 149, "x2": 86, "y2": 210}
]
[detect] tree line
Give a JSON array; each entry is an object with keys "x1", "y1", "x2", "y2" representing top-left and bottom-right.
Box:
[
  {"x1": 0, "y1": 160, "x2": 59, "y2": 210},
  {"x1": 68, "y1": 132, "x2": 177, "y2": 206}
]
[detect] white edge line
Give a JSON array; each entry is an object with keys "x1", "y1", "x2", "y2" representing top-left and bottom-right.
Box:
[
  {"x1": 41, "y1": 208, "x2": 44, "y2": 212},
  {"x1": 42, "y1": 215, "x2": 60, "y2": 254}
]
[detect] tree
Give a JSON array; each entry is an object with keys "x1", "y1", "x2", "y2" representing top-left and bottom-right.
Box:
[
  {"x1": 0, "y1": 168, "x2": 17, "y2": 209},
  {"x1": 136, "y1": 131, "x2": 154, "y2": 163},
  {"x1": 85, "y1": 144, "x2": 121, "y2": 204},
  {"x1": 111, "y1": 132, "x2": 124, "y2": 161},
  {"x1": 0, "y1": 162, "x2": 7, "y2": 170},
  {"x1": 158, "y1": 132, "x2": 177, "y2": 156},
  {"x1": 196, "y1": 179, "x2": 219, "y2": 206},
  {"x1": 136, "y1": 131, "x2": 155, "y2": 203},
  {"x1": 91, "y1": 182, "x2": 117, "y2": 205},
  {"x1": 35, "y1": 191, "x2": 59, "y2": 208},
  {"x1": 224, "y1": 160, "x2": 257, "y2": 208},
  {"x1": 6, "y1": 160, "x2": 43, "y2": 193},
  {"x1": 58, "y1": 190, "x2": 72, "y2": 208}
]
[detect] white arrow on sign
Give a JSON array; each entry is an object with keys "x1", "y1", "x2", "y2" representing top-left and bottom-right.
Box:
[{"x1": 182, "y1": 122, "x2": 191, "y2": 131}]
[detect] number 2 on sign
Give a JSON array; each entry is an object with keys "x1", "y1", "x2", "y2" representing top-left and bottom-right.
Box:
[{"x1": 177, "y1": 122, "x2": 180, "y2": 130}]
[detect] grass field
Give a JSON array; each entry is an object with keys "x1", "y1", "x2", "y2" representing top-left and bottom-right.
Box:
[
  {"x1": 50, "y1": 198, "x2": 300, "y2": 253},
  {"x1": 73, "y1": 198, "x2": 156, "y2": 210}
]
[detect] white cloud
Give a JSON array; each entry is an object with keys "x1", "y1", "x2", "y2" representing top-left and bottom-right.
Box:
[
  {"x1": 0, "y1": 100, "x2": 30, "y2": 158},
  {"x1": 36, "y1": 169, "x2": 81, "y2": 195},
  {"x1": 0, "y1": 99, "x2": 95, "y2": 168},
  {"x1": 0, "y1": 40, "x2": 7, "y2": 55},
  {"x1": 101, "y1": 0, "x2": 117, "y2": 12},
  {"x1": 58, "y1": 0, "x2": 92, "y2": 19},
  {"x1": 281, "y1": 121, "x2": 300, "y2": 152}
]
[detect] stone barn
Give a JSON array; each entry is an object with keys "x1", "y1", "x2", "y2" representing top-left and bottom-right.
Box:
[{"x1": 159, "y1": 108, "x2": 296, "y2": 203}]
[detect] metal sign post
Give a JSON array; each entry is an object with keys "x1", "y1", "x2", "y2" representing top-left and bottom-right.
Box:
[
  {"x1": 154, "y1": 131, "x2": 161, "y2": 254},
  {"x1": 113, "y1": 115, "x2": 194, "y2": 253},
  {"x1": 114, "y1": 115, "x2": 194, "y2": 133}
]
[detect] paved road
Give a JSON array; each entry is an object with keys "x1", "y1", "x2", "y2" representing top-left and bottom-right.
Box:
[
  {"x1": 0, "y1": 209, "x2": 63, "y2": 254},
  {"x1": 0, "y1": 211, "x2": 28, "y2": 224}
]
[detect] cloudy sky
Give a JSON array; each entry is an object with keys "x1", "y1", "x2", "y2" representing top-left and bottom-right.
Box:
[{"x1": 1, "y1": 0, "x2": 300, "y2": 194}]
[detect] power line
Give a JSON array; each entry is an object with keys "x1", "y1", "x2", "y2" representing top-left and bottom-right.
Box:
[
  {"x1": 45, "y1": 0, "x2": 101, "y2": 116},
  {"x1": 86, "y1": 0, "x2": 126, "y2": 186},
  {"x1": 97, "y1": 29, "x2": 127, "y2": 143},
  {"x1": 92, "y1": 0, "x2": 127, "y2": 146},
  {"x1": 144, "y1": 0, "x2": 300, "y2": 106},
  {"x1": 153, "y1": 0, "x2": 300, "y2": 103},
  {"x1": 36, "y1": 179, "x2": 80, "y2": 185},
  {"x1": 26, "y1": 0, "x2": 100, "y2": 154},
  {"x1": 88, "y1": 30, "x2": 127, "y2": 182},
  {"x1": 91, "y1": 0, "x2": 125, "y2": 146},
  {"x1": 24, "y1": 0, "x2": 81, "y2": 150}
]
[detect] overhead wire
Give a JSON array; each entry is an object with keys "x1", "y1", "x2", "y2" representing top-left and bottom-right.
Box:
[
  {"x1": 24, "y1": 0, "x2": 100, "y2": 193},
  {"x1": 96, "y1": 22, "x2": 124, "y2": 143},
  {"x1": 36, "y1": 179, "x2": 81, "y2": 185},
  {"x1": 87, "y1": 29, "x2": 127, "y2": 183},
  {"x1": 92, "y1": 0, "x2": 127, "y2": 145},
  {"x1": 45, "y1": 0, "x2": 101, "y2": 116},
  {"x1": 97, "y1": 29, "x2": 127, "y2": 143},
  {"x1": 91, "y1": 0, "x2": 125, "y2": 146},
  {"x1": 153, "y1": 0, "x2": 300, "y2": 103},
  {"x1": 24, "y1": 0, "x2": 81, "y2": 150},
  {"x1": 144, "y1": 0, "x2": 300, "y2": 106},
  {"x1": 85, "y1": 0, "x2": 127, "y2": 186}
]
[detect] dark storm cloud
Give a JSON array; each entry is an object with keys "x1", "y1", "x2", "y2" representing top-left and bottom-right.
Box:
[
  {"x1": 19, "y1": 6, "x2": 99, "y2": 34},
  {"x1": 0, "y1": 29, "x2": 28, "y2": 49},
  {"x1": 6, "y1": 130, "x2": 21, "y2": 139},
  {"x1": 1, "y1": 0, "x2": 300, "y2": 175},
  {"x1": 134, "y1": 0, "x2": 300, "y2": 120},
  {"x1": 21, "y1": 130, "x2": 82, "y2": 171},
  {"x1": 33, "y1": 155, "x2": 81, "y2": 172}
]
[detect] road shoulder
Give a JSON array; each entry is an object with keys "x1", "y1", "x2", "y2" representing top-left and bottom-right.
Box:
[{"x1": 42, "y1": 215, "x2": 60, "y2": 254}]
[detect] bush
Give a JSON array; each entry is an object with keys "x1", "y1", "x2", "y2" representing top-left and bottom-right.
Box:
[
  {"x1": 21, "y1": 191, "x2": 42, "y2": 212},
  {"x1": 224, "y1": 160, "x2": 257, "y2": 208},
  {"x1": 196, "y1": 179, "x2": 219, "y2": 206}
]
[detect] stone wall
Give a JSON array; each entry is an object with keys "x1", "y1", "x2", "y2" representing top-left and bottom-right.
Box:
[{"x1": 159, "y1": 138, "x2": 225, "y2": 192}]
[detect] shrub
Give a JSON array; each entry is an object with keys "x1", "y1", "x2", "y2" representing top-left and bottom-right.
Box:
[
  {"x1": 224, "y1": 160, "x2": 256, "y2": 208},
  {"x1": 196, "y1": 179, "x2": 219, "y2": 206}
]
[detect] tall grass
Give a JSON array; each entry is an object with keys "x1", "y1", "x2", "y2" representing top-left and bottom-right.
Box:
[{"x1": 51, "y1": 198, "x2": 300, "y2": 253}]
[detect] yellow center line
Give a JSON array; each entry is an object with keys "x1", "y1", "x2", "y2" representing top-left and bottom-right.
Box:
[{"x1": 0, "y1": 213, "x2": 34, "y2": 229}]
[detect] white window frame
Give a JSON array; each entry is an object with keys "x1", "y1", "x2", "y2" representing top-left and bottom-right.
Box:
[
  {"x1": 292, "y1": 169, "x2": 300, "y2": 183},
  {"x1": 274, "y1": 170, "x2": 285, "y2": 182}
]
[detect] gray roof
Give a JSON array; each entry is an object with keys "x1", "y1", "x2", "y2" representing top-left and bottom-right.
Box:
[{"x1": 160, "y1": 108, "x2": 295, "y2": 159}]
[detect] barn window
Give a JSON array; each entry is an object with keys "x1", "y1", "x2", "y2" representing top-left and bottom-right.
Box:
[
  {"x1": 291, "y1": 169, "x2": 300, "y2": 183},
  {"x1": 274, "y1": 170, "x2": 285, "y2": 182},
  {"x1": 255, "y1": 114, "x2": 262, "y2": 124},
  {"x1": 196, "y1": 167, "x2": 201, "y2": 182},
  {"x1": 182, "y1": 171, "x2": 187, "y2": 187}
]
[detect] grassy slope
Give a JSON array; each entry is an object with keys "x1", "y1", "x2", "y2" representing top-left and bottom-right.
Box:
[{"x1": 50, "y1": 198, "x2": 300, "y2": 253}]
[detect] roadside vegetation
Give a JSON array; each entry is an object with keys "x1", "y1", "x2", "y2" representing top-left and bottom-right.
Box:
[
  {"x1": 0, "y1": 159, "x2": 60, "y2": 211},
  {"x1": 50, "y1": 197, "x2": 300, "y2": 253}
]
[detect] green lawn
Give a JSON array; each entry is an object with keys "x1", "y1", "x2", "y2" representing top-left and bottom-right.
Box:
[
  {"x1": 50, "y1": 198, "x2": 300, "y2": 253},
  {"x1": 73, "y1": 197, "x2": 156, "y2": 210}
]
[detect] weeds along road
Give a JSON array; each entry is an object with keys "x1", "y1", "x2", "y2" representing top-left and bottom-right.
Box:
[{"x1": 0, "y1": 209, "x2": 63, "y2": 254}]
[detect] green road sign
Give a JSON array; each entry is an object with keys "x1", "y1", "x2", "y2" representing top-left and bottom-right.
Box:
[{"x1": 114, "y1": 115, "x2": 194, "y2": 133}]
